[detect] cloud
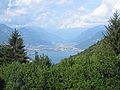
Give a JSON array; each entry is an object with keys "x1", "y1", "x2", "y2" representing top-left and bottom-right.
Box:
[
  {"x1": 59, "y1": 0, "x2": 120, "y2": 29},
  {"x1": 9, "y1": 0, "x2": 42, "y2": 7},
  {"x1": 78, "y1": 6, "x2": 85, "y2": 11},
  {"x1": 7, "y1": 8, "x2": 27, "y2": 16},
  {"x1": 91, "y1": 0, "x2": 119, "y2": 17},
  {"x1": 91, "y1": 3, "x2": 109, "y2": 17},
  {"x1": 0, "y1": 0, "x2": 120, "y2": 29},
  {"x1": 55, "y1": 0, "x2": 73, "y2": 5},
  {"x1": 19, "y1": 0, "x2": 41, "y2": 5},
  {"x1": 0, "y1": 16, "x2": 11, "y2": 22},
  {"x1": 60, "y1": 22, "x2": 91, "y2": 29},
  {"x1": 113, "y1": 0, "x2": 120, "y2": 12}
]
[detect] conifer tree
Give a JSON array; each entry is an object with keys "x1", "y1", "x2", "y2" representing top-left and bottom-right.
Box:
[
  {"x1": 34, "y1": 51, "x2": 40, "y2": 64},
  {"x1": 33, "y1": 52, "x2": 52, "y2": 67},
  {"x1": 104, "y1": 11, "x2": 120, "y2": 56},
  {"x1": 40, "y1": 54, "x2": 52, "y2": 67},
  {"x1": 8, "y1": 29, "x2": 28, "y2": 63}
]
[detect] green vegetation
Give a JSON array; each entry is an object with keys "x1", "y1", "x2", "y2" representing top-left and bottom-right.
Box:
[
  {"x1": 0, "y1": 29, "x2": 28, "y2": 66},
  {"x1": 33, "y1": 51, "x2": 52, "y2": 67},
  {"x1": 104, "y1": 12, "x2": 120, "y2": 55},
  {"x1": 0, "y1": 12, "x2": 120, "y2": 90}
]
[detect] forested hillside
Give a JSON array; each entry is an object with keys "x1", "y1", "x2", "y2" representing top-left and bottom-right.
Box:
[{"x1": 0, "y1": 12, "x2": 120, "y2": 90}]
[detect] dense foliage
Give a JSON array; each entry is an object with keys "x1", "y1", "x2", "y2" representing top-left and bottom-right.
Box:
[
  {"x1": 8, "y1": 29, "x2": 28, "y2": 63},
  {"x1": 104, "y1": 12, "x2": 120, "y2": 55},
  {"x1": 0, "y1": 29, "x2": 28, "y2": 66},
  {"x1": 0, "y1": 12, "x2": 120, "y2": 90},
  {"x1": 33, "y1": 51, "x2": 52, "y2": 67}
]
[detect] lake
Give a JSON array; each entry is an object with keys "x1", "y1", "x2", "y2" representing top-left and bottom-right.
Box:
[{"x1": 27, "y1": 50, "x2": 79, "y2": 64}]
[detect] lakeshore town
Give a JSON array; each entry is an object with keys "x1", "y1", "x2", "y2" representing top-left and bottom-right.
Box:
[{"x1": 25, "y1": 44, "x2": 83, "y2": 52}]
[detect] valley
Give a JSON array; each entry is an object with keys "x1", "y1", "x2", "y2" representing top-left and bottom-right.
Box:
[{"x1": 0, "y1": 24, "x2": 105, "y2": 63}]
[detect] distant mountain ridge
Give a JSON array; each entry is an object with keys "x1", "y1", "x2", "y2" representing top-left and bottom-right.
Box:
[
  {"x1": 0, "y1": 24, "x2": 53, "y2": 46},
  {"x1": 18, "y1": 27, "x2": 52, "y2": 46},
  {"x1": 75, "y1": 25, "x2": 106, "y2": 49},
  {"x1": 0, "y1": 24, "x2": 106, "y2": 50},
  {"x1": 0, "y1": 24, "x2": 13, "y2": 44}
]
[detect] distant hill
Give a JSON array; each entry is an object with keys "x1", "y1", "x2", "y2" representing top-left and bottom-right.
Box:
[
  {"x1": 75, "y1": 25, "x2": 106, "y2": 49},
  {"x1": 46, "y1": 27, "x2": 86, "y2": 43},
  {"x1": 0, "y1": 24, "x2": 13, "y2": 44},
  {"x1": 18, "y1": 26, "x2": 65, "y2": 46},
  {"x1": 18, "y1": 27, "x2": 51, "y2": 46},
  {"x1": 0, "y1": 24, "x2": 59, "y2": 46},
  {"x1": 45, "y1": 25, "x2": 106, "y2": 49},
  {"x1": 0, "y1": 24, "x2": 66, "y2": 46},
  {"x1": 0, "y1": 24, "x2": 106, "y2": 49}
]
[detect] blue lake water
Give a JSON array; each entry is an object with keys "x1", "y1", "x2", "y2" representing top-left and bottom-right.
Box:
[{"x1": 27, "y1": 50, "x2": 79, "y2": 64}]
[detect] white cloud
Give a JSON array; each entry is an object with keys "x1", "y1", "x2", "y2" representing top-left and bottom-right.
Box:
[
  {"x1": 91, "y1": 0, "x2": 120, "y2": 17},
  {"x1": 91, "y1": 3, "x2": 109, "y2": 17},
  {"x1": 54, "y1": 0, "x2": 73, "y2": 5},
  {"x1": 113, "y1": 0, "x2": 120, "y2": 12},
  {"x1": 13, "y1": 0, "x2": 42, "y2": 6},
  {"x1": 7, "y1": 8, "x2": 27, "y2": 16},
  {"x1": 0, "y1": 17, "x2": 11, "y2": 22},
  {"x1": 61, "y1": 22, "x2": 91, "y2": 29},
  {"x1": 103, "y1": 0, "x2": 117, "y2": 6},
  {"x1": 59, "y1": 0, "x2": 120, "y2": 29},
  {"x1": 1, "y1": 0, "x2": 120, "y2": 29},
  {"x1": 78, "y1": 6, "x2": 85, "y2": 11}
]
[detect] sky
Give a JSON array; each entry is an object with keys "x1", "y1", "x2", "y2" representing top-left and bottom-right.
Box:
[{"x1": 0, "y1": 0, "x2": 120, "y2": 29}]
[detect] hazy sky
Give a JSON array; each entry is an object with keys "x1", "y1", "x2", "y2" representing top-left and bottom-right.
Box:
[{"x1": 0, "y1": 0, "x2": 120, "y2": 29}]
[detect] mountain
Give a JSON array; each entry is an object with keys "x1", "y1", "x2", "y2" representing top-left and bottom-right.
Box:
[
  {"x1": 0, "y1": 24, "x2": 63, "y2": 46},
  {"x1": 46, "y1": 28, "x2": 86, "y2": 43},
  {"x1": 18, "y1": 26, "x2": 65, "y2": 46},
  {"x1": 0, "y1": 24, "x2": 13, "y2": 44},
  {"x1": 0, "y1": 24, "x2": 51, "y2": 46},
  {"x1": 0, "y1": 24, "x2": 106, "y2": 49},
  {"x1": 18, "y1": 27, "x2": 51, "y2": 46},
  {"x1": 75, "y1": 25, "x2": 106, "y2": 49}
]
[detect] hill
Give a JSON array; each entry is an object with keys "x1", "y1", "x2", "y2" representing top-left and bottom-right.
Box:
[
  {"x1": 18, "y1": 27, "x2": 52, "y2": 46},
  {"x1": 0, "y1": 24, "x2": 106, "y2": 49},
  {"x1": 75, "y1": 25, "x2": 106, "y2": 49},
  {"x1": 0, "y1": 24, "x2": 13, "y2": 44},
  {"x1": 0, "y1": 24, "x2": 63, "y2": 46}
]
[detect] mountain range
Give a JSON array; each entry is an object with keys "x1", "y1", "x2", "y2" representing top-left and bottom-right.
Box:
[
  {"x1": 0, "y1": 24, "x2": 106, "y2": 49},
  {"x1": 74, "y1": 25, "x2": 106, "y2": 49}
]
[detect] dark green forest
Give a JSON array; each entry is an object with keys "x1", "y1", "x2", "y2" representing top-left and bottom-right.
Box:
[{"x1": 0, "y1": 12, "x2": 120, "y2": 90}]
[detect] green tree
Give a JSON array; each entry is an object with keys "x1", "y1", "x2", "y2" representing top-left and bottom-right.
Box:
[
  {"x1": 8, "y1": 29, "x2": 28, "y2": 63},
  {"x1": 0, "y1": 77, "x2": 5, "y2": 90},
  {"x1": 0, "y1": 45, "x2": 14, "y2": 66},
  {"x1": 33, "y1": 51, "x2": 40, "y2": 64},
  {"x1": 104, "y1": 12, "x2": 120, "y2": 56},
  {"x1": 2, "y1": 62, "x2": 49, "y2": 90},
  {"x1": 39, "y1": 54, "x2": 52, "y2": 67},
  {"x1": 33, "y1": 52, "x2": 52, "y2": 67}
]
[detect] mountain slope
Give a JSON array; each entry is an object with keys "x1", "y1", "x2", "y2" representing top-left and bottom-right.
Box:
[
  {"x1": 46, "y1": 28, "x2": 86, "y2": 43},
  {"x1": 18, "y1": 27, "x2": 51, "y2": 46},
  {"x1": 0, "y1": 24, "x2": 13, "y2": 44},
  {"x1": 0, "y1": 24, "x2": 64, "y2": 46},
  {"x1": 0, "y1": 24, "x2": 53, "y2": 46},
  {"x1": 75, "y1": 25, "x2": 106, "y2": 49},
  {"x1": 0, "y1": 24, "x2": 106, "y2": 49}
]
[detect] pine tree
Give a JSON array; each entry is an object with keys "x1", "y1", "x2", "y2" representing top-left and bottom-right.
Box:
[
  {"x1": 34, "y1": 51, "x2": 40, "y2": 64},
  {"x1": 33, "y1": 52, "x2": 52, "y2": 67},
  {"x1": 104, "y1": 11, "x2": 120, "y2": 56},
  {"x1": 8, "y1": 29, "x2": 28, "y2": 63},
  {"x1": 40, "y1": 54, "x2": 52, "y2": 67}
]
